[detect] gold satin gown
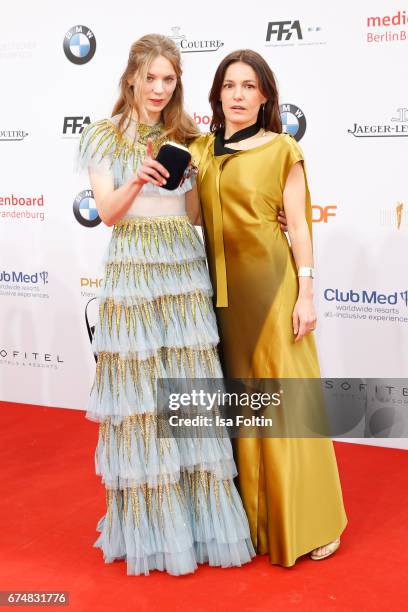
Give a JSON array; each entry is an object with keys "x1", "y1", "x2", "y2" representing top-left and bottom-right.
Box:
[{"x1": 189, "y1": 132, "x2": 348, "y2": 566}]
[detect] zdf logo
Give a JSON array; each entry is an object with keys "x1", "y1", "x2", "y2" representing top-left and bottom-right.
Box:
[{"x1": 312, "y1": 205, "x2": 337, "y2": 223}]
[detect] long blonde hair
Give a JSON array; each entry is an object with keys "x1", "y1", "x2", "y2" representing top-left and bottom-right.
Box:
[{"x1": 112, "y1": 34, "x2": 199, "y2": 144}]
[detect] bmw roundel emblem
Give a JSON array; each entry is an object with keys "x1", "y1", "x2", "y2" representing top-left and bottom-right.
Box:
[
  {"x1": 280, "y1": 103, "x2": 307, "y2": 141},
  {"x1": 63, "y1": 25, "x2": 96, "y2": 65},
  {"x1": 73, "y1": 190, "x2": 101, "y2": 227}
]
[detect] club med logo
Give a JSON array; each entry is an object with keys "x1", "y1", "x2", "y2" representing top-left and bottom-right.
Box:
[
  {"x1": 63, "y1": 25, "x2": 96, "y2": 64},
  {"x1": 366, "y1": 10, "x2": 408, "y2": 43},
  {"x1": 312, "y1": 205, "x2": 337, "y2": 223},
  {"x1": 63, "y1": 116, "x2": 91, "y2": 136},
  {"x1": 0, "y1": 271, "x2": 48, "y2": 284},
  {"x1": 73, "y1": 190, "x2": 101, "y2": 228},
  {"x1": 168, "y1": 27, "x2": 224, "y2": 53},
  {"x1": 0, "y1": 270, "x2": 50, "y2": 299},
  {"x1": 266, "y1": 20, "x2": 326, "y2": 47},
  {"x1": 324, "y1": 289, "x2": 408, "y2": 306},
  {"x1": 348, "y1": 107, "x2": 408, "y2": 138},
  {"x1": 280, "y1": 103, "x2": 306, "y2": 141},
  {"x1": 0, "y1": 129, "x2": 28, "y2": 142}
]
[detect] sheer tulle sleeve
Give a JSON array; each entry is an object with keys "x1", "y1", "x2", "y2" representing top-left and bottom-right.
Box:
[{"x1": 74, "y1": 119, "x2": 115, "y2": 178}]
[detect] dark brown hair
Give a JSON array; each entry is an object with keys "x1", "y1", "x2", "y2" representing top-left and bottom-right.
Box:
[
  {"x1": 111, "y1": 34, "x2": 199, "y2": 143},
  {"x1": 209, "y1": 49, "x2": 282, "y2": 133}
]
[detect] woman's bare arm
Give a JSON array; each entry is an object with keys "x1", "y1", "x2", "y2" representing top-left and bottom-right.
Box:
[
  {"x1": 185, "y1": 184, "x2": 203, "y2": 226},
  {"x1": 283, "y1": 160, "x2": 317, "y2": 341},
  {"x1": 88, "y1": 137, "x2": 169, "y2": 227},
  {"x1": 89, "y1": 170, "x2": 141, "y2": 227},
  {"x1": 283, "y1": 161, "x2": 314, "y2": 292}
]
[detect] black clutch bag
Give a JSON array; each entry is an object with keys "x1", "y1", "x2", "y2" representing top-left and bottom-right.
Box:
[{"x1": 155, "y1": 142, "x2": 192, "y2": 190}]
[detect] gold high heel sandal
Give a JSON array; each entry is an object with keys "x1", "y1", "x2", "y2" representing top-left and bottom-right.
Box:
[{"x1": 310, "y1": 538, "x2": 341, "y2": 561}]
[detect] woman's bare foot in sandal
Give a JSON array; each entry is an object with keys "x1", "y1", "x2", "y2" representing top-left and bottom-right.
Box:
[{"x1": 310, "y1": 538, "x2": 340, "y2": 560}]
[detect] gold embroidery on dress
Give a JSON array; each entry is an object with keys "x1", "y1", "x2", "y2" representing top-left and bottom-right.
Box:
[
  {"x1": 104, "y1": 470, "x2": 235, "y2": 532},
  {"x1": 98, "y1": 290, "x2": 212, "y2": 339},
  {"x1": 79, "y1": 118, "x2": 169, "y2": 179},
  {"x1": 105, "y1": 259, "x2": 206, "y2": 290},
  {"x1": 130, "y1": 486, "x2": 140, "y2": 526},
  {"x1": 110, "y1": 216, "x2": 200, "y2": 256}
]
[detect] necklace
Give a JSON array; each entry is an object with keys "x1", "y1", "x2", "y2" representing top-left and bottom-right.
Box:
[{"x1": 129, "y1": 113, "x2": 164, "y2": 142}]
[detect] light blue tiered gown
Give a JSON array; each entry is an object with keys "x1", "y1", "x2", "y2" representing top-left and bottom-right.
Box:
[{"x1": 77, "y1": 114, "x2": 255, "y2": 576}]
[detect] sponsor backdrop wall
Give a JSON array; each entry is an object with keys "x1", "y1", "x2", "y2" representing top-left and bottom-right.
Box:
[{"x1": 1, "y1": 0, "x2": 407, "y2": 448}]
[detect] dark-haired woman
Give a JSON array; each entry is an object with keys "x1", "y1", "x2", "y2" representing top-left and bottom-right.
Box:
[{"x1": 188, "y1": 50, "x2": 348, "y2": 566}]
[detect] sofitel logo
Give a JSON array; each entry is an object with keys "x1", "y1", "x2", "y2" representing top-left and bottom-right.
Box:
[
  {"x1": 348, "y1": 107, "x2": 408, "y2": 137},
  {"x1": 168, "y1": 27, "x2": 224, "y2": 53},
  {"x1": 0, "y1": 348, "x2": 64, "y2": 363}
]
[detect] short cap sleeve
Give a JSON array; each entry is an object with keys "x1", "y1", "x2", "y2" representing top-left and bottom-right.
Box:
[
  {"x1": 188, "y1": 134, "x2": 212, "y2": 168},
  {"x1": 280, "y1": 134, "x2": 305, "y2": 191},
  {"x1": 280, "y1": 134, "x2": 313, "y2": 236},
  {"x1": 74, "y1": 119, "x2": 115, "y2": 177}
]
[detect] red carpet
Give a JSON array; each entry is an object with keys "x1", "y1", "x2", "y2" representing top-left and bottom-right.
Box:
[{"x1": 1, "y1": 401, "x2": 407, "y2": 612}]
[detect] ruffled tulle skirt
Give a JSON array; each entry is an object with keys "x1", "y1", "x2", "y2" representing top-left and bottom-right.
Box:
[{"x1": 87, "y1": 214, "x2": 255, "y2": 575}]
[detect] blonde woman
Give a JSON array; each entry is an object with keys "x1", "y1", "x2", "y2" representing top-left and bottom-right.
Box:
[{"x1": 77, "y1": 34, "x2": 255, "y2": 576}]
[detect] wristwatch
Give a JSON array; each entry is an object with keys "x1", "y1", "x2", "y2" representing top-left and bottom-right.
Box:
[{"x1": 298, "y1": 266, "x2": 315, "y2": 278}]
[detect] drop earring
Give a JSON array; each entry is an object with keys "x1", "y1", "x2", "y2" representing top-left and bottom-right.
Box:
[{"x1": 262, "y1": 102, "x2": 266, "y2": 136}]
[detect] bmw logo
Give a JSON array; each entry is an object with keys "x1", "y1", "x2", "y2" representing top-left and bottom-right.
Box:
[
  {"x1": 73, "y1": 190, "x2": 101, "y2": 227},
  {"x1": 63, "y1": 25, "x2": 96, "y2": 65},
  {"x1": 280, "y1": 103, "x2": 307, "y2": 141}
]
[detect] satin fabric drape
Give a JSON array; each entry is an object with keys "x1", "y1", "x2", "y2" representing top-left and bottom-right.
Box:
[{"x1": 189, "y1": 133, "x2": 348, "y2": 565}]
